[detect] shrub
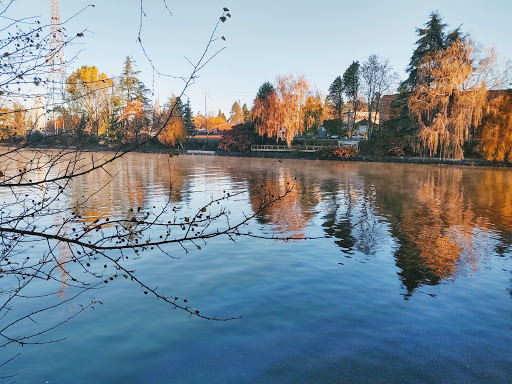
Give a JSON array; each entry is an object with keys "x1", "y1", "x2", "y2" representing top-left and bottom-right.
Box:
[
  {"x1": 318, "y1": 145, "x2": 358, "y2": 160},
  {"x1": 360, "y1": 124, "x2": 411, "y2": 157},
  {"x1": 26, "y1": 130, "x2": 46, "y2": 144},
  {"x1": 333, "y1": 145, "x2": 358, "y2": 158},
  {"x1": 218, "y1": 123, "x2": 256, "y2": 152}
]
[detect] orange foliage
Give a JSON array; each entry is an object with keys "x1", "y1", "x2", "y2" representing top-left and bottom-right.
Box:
[
  {"x1": 409, "y1": 40, "x2": 487, "y2": 159},
  {"x1": 158, "y1": 118, "x2": 186, "y2": 146},
  {"x1": 480, "y1": 92, "x2": 512, "y2": 162},
  {"x1": 248, "y1": 171, "x2": 319, "y2": 235},
  {"x1": 66, "y1": 65, "x2": 114, "y2": 133},
  {"x1": 120, "y1": 99, "x2": 146, "y2": 122},
  {"x1": 253, "y1": 74, "x2": 310, "y2": 146}
]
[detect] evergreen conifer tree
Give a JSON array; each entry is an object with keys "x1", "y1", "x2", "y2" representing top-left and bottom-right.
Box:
[
  {"x1": 182, "y1": 99, "x2": 196, "y2": 136},
  {"x1": 117, "y1": 56, "x2": 150, "y2": 107},
  {"x1": 242, "y1": 103, "x2": 251, "y2": 122},
  {"x1": 403, "y1": 11, "x2": 461, "y2": 90}
]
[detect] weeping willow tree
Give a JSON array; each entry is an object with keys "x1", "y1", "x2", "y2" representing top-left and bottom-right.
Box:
[
  {"x1": 480, "y1": 91, "x2": 512, "y2": 161},
  {"x1": 252, "y1": 75, "x2": 310, "y2": 146},
  {"x1": 409, "y1": 39, "x2": 488, "y2": 159}
]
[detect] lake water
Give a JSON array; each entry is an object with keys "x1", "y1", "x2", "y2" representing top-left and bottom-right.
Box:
[{"x1": 2, "y1": 153, "x2": 512, "y2": 383}]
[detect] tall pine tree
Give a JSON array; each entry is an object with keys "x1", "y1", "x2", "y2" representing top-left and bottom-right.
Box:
[
  {"x1": 403, "y1": 11, "x2": 461, "y2": 90},
  {"x1": 327, "y1": 76, "x2": 344, "y2": 120},
  {"x1": 182, "y1": 99, "x2": 195, "y2": 136},
  {"x1": 117, "y1": 56, "x2": 150, "y2": 107},
  {"x1": 342, "y1": 61, "x2": 360, "y2": 129}
]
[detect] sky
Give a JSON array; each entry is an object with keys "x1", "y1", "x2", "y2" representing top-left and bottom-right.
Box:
[{"x1": 5, "y1": 0, "x2": 512, "y2": 116}]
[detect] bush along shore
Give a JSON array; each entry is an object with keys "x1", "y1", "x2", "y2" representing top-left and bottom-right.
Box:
[{"x1": 2, "y1": 136, "x2": 511, "y2": 168}]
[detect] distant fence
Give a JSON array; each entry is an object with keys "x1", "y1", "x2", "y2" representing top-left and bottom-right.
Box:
[
  {"x1": 187, "y1": 150, "x2": 216, "y2": 155},
  {"x1": 251, "y1": 144, "x2": 331, "y2": 153}
]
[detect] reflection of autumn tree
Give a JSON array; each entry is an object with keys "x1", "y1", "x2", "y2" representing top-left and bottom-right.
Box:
[
  {"x1": 400, "y1": 170, "x2": 475, "y2": 279},
  {"x1": 368, "y1": 164, "x2": 512, "y2": 294},
  {"x1": 66, "y1": 153, "x2": 189, "y2": 223},
  {"x1": 247, "y1": 170, "x2": 319, "y2": 235},
  {"x1": 319, "y1": 172, "x2": 385, "y2": 256},
  {"x1": 321, "y1": 179, "x2": 356, "y2": 252},
  {"x1": 475, "y1": 169, "x2": 512, "y2": 232}
]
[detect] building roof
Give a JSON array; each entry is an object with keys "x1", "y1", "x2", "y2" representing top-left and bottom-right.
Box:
[{"x1": 215, "y1": 123, "x2": 234, "y2": 131}]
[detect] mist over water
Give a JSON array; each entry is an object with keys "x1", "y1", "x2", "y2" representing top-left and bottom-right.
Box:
[{"x1": 4, "y1": 153, "x2": 512, "y2": 383}]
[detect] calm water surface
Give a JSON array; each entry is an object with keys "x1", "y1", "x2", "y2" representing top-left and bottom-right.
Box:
[{"x1": 2, "y1": 153, "x2": 512, "y2": 383}]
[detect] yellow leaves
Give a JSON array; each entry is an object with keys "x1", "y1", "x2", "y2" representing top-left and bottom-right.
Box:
[
  {"x1": 66, "y1": 65, "x2": 113, "y2": 133},
  {"x1": 158, "y1": 118, "x2": 186, "y2": 146},
  {"x1": 253, "y1": 74, "x2": 310, "y2": 146},
  {"x1": 66, "y1": 65, "x2": 113, "y2": 94},
  {"x1": 480, "y1": 92, "x2": 512, "y2": 162},
  {"x1": 409, "y1": 39, "x2": 487, "y2": 159},
  {"x1": 120, "y1": 99, "x2": 146, "y2": 122}
]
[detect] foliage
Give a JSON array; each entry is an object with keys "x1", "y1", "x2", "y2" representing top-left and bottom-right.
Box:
[
  {"x1": 242, "y1": 103, "x2": 251, "y2": 122},
  {"x1": 182, "y1": 99, "x2": 196, "y2": 136},
  {"x1": 332, "y1": 145, "x2": 358, "y2": 158},
  {"x1": 194, "y1": 114, "x2": 207, "y2": 130},
  {"x1": 158, "y1": 98, "x2": 187, "y2": 146},
  {"x1": 229, "y1": 101, "x2": 245, "y2": 124},
  {"x1": 208, "y1": 115, "x2": 226, "y2": 129},
  {"x1": 0, "y1": 103, "x2": 28, "y2": 139},
  {"x1": 118, "y1": 99, "x2": 149, "y2": 142},
  {"x1": 361, "y1": 123, "x2": 411, "y2": 156},
  {"x1": 317, "y1": 145, "x2": 357, "y2": 160},
  {"x1": 255, "y1": 82, "x2": 274, "y2": 101},
  {"x1": 322, "y1": 119, "x2": 346, "y2": 137},
  {"x1": 25, "y1": 129, "x2": 45, "y2": 144},
  {"x1": 342, "y1": 61, "x2": 361, "y2": 128},
  {"x1": 158, "y1": 119, "x2": 186, "y2": 146},
  {"x1": 360, "y1": 54, "x2": 398, "y2": 137},
  {"x1": 253, "y1": 74, "x2": 310, "y2": 146},
  {"x1": 326, "y1": 76, "x2": 344, "y2": 120},
  {"x1": 66, "y1": 65, "x2": 114, "y2": 135},
  {"x1": 101, "y1": 111, "x2": 124, "y2": 146},
  {"x1": 303, "y1": 95, "x2": 324, "y2": 135},
  {"x1": 117, "y1": 56, "x2": 150, "y2": 106},
  {"x1": 217, "y1": 109, "x2": 227, "y2": 122},
  {"x1": 409, "y1": 39, "x2": 487, "y2": 159},
  {"x1": 218, "y1": 123, "x2": 256, "y2": 152},
  {"x1": 479, "y1": 91, "x2": 512, "y2": 161},
  {"x1": 403, "y1": 11, "x2": 461, "y2": 90}
]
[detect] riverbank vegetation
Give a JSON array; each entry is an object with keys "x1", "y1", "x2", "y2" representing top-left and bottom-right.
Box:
[{"x1": 1, "y1": 12, "x2": 510, "y2": 162}]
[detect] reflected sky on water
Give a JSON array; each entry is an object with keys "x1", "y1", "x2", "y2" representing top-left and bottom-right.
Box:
[{"x1": 3, "y1": 153, "x2": 512, "y2": 383}]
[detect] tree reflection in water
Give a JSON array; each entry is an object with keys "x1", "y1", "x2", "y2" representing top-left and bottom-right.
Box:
[
  {"x1": 229, "y1": 159, "x2": 512, "y2": 297},
  {"x1": 59, "y1": 155, "x2": 512, "y2": 298}
]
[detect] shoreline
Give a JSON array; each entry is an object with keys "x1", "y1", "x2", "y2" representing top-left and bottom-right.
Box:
[
  {"x1": 211, "y1": 150, "x2": 512, "y2": 167},
  {"x1": 2, "y1": 143, "x2": 511, "y2": 168}
]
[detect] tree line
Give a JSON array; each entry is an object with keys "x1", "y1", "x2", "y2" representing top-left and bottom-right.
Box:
[
  {"x1": 1, "y1": 11, "x2": 510, "y2": 160},
  {"x1": 232, "y1": 11, "x2": 511, "y2": 161}
]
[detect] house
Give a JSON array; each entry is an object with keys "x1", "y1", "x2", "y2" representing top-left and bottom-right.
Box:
[{"x1": 353, "y1": 119, "x2": 369, "y2": 138}]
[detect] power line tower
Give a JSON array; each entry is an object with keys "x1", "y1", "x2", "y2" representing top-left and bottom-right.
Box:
[{"x1": 46, "y1": 0, "x2": 66, "y2": 134}]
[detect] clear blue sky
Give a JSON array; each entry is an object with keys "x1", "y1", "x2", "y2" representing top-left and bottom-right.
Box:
[{"x1": 7, "y1": 0, "x2": 512, "y2": 116}]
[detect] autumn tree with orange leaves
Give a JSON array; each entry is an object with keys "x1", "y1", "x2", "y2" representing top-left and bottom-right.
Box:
[
  {"x1": 408, "y1": 39, "x2": 488, "y2": 159},
  {"x1": 66, "y1": 65, "x2": 114, "y2": 135},
  {"x1": 479, "y1": 91, "x2": 512, "y2": 161},
  {"x1": 253, "y1": 75, "x2": 310, "y2": 146},
  {"x1": 158, "y1": 98, "x2": 187, "y2": 146}
]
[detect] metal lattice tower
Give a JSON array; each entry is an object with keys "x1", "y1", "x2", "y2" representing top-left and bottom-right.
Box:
[{"x1": 47, "y1": 0, "x2": 66, "y2": 133}]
